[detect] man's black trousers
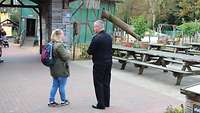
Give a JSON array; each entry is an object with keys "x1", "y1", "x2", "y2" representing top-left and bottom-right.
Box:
[{"x1": 93, "y1": 63, "x2": 112, "y2": 107}]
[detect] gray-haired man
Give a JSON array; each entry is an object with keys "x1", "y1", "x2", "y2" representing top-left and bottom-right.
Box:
[{"x1": 87, "y1": 20, "x2": 112, "y2": 110}]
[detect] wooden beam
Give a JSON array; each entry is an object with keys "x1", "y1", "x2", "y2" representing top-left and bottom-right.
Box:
[
  {"x1": 39, "y1": 8, "x2": 43, "y2": 54},
  {"x1": 32, "y1": 8, "x2": 39, "y2": 15},
  {"x1": 0, "y1": 4, "x2": 39, "y2": 8},
  {"x1": 11, "y1": 0, "x2": 13, "y2": 5},
  {"x1": 101, "y1": 10, "x2": 141, "y2": 41},
  {"x1": 29, "y1": 0, "x2": 39, "y2": 5},
  {"x1": 16, "y1": 0, "x2": 24, "y2": 5},
  {"x1": 71, "y1": 0, "x2": 83, "y2": 17},
  {"x1": 0, "y1": 0, "x2": 6, "y2": 5}
]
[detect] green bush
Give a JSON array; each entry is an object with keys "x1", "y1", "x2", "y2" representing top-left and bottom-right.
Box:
[
  {"x1": 178, "y1": 21, "x2": 200, "y2": 37},
  {"x1": 79, "y1": 44, "x2": 91, "y2": 60},
  {"x1": 164, "y1": 105, "x2": 184, "y2": 113},
  {"x1": 131, "y1": 16, "x2": 149, "y2": 39}
]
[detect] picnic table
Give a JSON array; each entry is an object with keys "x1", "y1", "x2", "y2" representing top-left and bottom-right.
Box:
[
  {"x1": 188, "y1": 43, "x2": 200, "y2": 50},
  {"x1": 112, "y1": 45, "x2": 146, "y2": 69},
  {"x1": 148, "y1": 43, "x2": 164, "y2": 50},
  {"x1": 112, "y1": 45, "x2": 200, "y2": 85},
  {"x1": 165, "y1": 45, "x2": 192, "y2": 54}
]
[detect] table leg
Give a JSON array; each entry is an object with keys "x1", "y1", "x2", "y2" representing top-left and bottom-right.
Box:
[
  {"x1": 185, "y1": 50, "x2": 189, "y2": 54},
  {"x1": 161, "y1": 59, "x2": 168, "y2": 72},
  {"x1": 132, "y1": 52, "x2": 140, "y2": 67},
  {"x1": 181, "y1": 63, "x2": 187, "y2": 71},
  {"x1": 132, "y1": 52, "x2": 138, "y2": 60},
  {"x1": 120, "y1": 52, "x2": 130, "y2": 70},
  {"x1": 182, "y1": 62, "x2": 192, "y2": 71},
  {"x1": 175, "y1": 74, "x2": 183, "y2": 85},
  {"x1": 120, "y1": 61, "x2": 127, "y2": 70},
  {"x1": 174, "y1": 48, "x2": 177, "y2": 53},
  {"x1": 138, "y1": 54, "x2": 147, "y2": 75},
  {"x1": 154, "y1": 57, "x2": 162, "y2": 65}
]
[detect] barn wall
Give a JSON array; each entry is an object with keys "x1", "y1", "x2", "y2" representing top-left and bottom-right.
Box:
[{"x1": 41, "y1": 0, "x2": 117, "y2": 44}]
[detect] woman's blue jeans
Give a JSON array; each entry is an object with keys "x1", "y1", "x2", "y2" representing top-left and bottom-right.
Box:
[{"x1": 49, "y1": 76, "x2": 68, "y2": 102}]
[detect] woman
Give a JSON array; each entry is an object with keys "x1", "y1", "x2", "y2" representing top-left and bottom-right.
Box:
[
  {"x1": 48, "y1": 29, "x2": 70, "y2": 107},
  {"x1": 0, "y1": 27, "x2": 4, "y2": 63}
]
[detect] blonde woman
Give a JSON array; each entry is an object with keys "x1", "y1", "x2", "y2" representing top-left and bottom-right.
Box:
[{"x1": 48, "y1": 29, "x2": 70, "y2": 107}]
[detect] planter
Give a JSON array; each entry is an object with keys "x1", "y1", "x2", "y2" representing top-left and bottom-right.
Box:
[
  {"x1": 123, "y1": 42, "x2": 132, "y2": 48},
  {"x1": 139, "y1": 42, "x2": 149, "y2": 48},
  {"x1": 14, "y1": 38, "x2": 20, "y2": 44},
  {"x1": 132, "y1": 42, "x2": 140, "y2": 48}
]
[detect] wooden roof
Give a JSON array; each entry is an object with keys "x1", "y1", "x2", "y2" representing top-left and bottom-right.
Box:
[
  {"x1": 30, "y1": 0, "x2": 123, "y2": 4},
  {"x1": 29, "y1": 0, "x2": 79, "y2": 4}
]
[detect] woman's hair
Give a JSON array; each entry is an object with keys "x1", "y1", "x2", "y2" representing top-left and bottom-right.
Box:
[{"x1": 50, "y1": 29, "x2": 64, "y2": 42}]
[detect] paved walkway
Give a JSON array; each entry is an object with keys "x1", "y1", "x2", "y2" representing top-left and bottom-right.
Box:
[{"x1": 1, "y1": 43, "x2": 200, "y2": 113}]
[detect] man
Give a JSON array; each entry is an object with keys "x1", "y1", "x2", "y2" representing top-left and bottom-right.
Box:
[{"x1": 87, "y1": 20, "x2": 112, "y2": 110}]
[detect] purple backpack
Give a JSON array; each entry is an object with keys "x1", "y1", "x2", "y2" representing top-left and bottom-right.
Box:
[{"x1": 41, "y1": 43, "x2": 55, "y2": 67}]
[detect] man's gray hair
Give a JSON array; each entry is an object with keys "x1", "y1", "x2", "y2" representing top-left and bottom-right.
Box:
[{"x1": 94, "y1": 20, "x2": 105, "y2": 30}]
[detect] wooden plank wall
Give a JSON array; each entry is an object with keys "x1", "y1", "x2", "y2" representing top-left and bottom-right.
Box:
[
  {"x1": 51, "y1": 0, "x2": 63, "y2": 30},
  {"x1": 40, "y1": 0, "x2": 51, "y2": 42},
  {"x1": 41, "y1": 0, "x2": 64, "y2": 42}
]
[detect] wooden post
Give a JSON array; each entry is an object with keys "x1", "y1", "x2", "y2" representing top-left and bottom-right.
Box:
[
  {"x1": 39, "y1": 7, "x2": 43, "y2": 54},
  {"x1": 101, "y1": 10, "x2": 141, "y2": 41}
]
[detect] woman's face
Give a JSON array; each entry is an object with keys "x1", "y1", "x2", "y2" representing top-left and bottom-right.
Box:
[{"x1": 59, "y1": 31, "x2": 64, "y2": 41}]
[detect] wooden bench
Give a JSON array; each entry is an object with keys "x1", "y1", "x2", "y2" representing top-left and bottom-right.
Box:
[
  {"x1": 163, "y1": 58, "x2": 184, "y2": 64},
  {"x1": 144, "y1": 57, "x2": 184, "y2": 65},
  {"x1": 188, "y1": 49, "x2": 200, "y2": 55},
  {"x1": 163, "y1": 58, "x2": 200, "y2": 69},
  {"x1": 113, "y1": 56, "x2": 193, "y2": 85},
  {"x1": 127, "y1": 59, "x2": 193, "y2": 85},
  {"x1": 161, "y1": 48, "x2": 174, "y2": 53},
  {"x1": 113, "y1": 56, "x2": 129, "y2": 70}
]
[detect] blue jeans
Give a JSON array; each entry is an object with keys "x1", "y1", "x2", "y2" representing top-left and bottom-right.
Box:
[{"x1": 49, "y1": 76, "x2": 68, "y2": 102}]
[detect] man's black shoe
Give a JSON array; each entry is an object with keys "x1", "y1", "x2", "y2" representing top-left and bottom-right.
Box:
[
  {"x1": 92, "y1": 105, "x2": 105, "y2": 110},
  {"x1": 105, "y1": 105, "x2": 110, "y2": 107},
  {"x1": 0, "y1": 59, "x2": 4, "y2": 63}
]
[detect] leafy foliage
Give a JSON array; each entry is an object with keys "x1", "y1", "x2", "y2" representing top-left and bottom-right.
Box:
[
  {"x1": 10, "y1": 9, "x2": 20, "y2": 23},
  {"x1": 164, "y1": 105, "x2": 184, "y2": 113},
  {"x1": 131, "y1": 16, "x2": 149, "y2": 38},
  {"x1": 0, "y1": 8, "x2": 20, "y2": 23},
  {"x1": 178, "y1": 21, "x2": 200, "y2": 37},
  {"x1": 79, "y1": 44, "x2": 91, "y2": 59},
  {"x1": 117, "y1": 0, "x2": 200, "y2": 27}
]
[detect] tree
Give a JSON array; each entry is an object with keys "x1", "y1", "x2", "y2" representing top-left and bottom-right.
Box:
[
  {"x1": 116, "y1": 0, "x2": 150, "y2": 24},
  {"x1": 116, "y1": 0, "x2": 177, "y2": 27},
  {"x1": 155, "y1": 0, "x2": 178, "y2": 24},
  {"x1": 10, "y1": 8, "x2": 20, "y2": 23},
  {"x1": 178, "y1": 21, "x2": 200, "y2": 42},
  {"x1": 116, "y1": 0, "x2": 200, "y2": 29},
  {"x1": 176, "y1": 0, "x2": 200, "y2": 21},
  {"x1": 0, "y1": 8, "x2": 20, "y2": 23},
  {"x1": 131, "y1": 16, "x2": 149, "y2": 38}
]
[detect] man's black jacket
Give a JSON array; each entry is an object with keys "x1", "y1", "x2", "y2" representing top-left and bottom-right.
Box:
[{"x1": 87, "y1": 31, "x2": 112, "y2": 65}]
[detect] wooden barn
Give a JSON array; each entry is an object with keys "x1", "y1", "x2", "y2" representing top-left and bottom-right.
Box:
[{"x1": 0, "y1": 0, "x2": 121, "y2": 54}]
